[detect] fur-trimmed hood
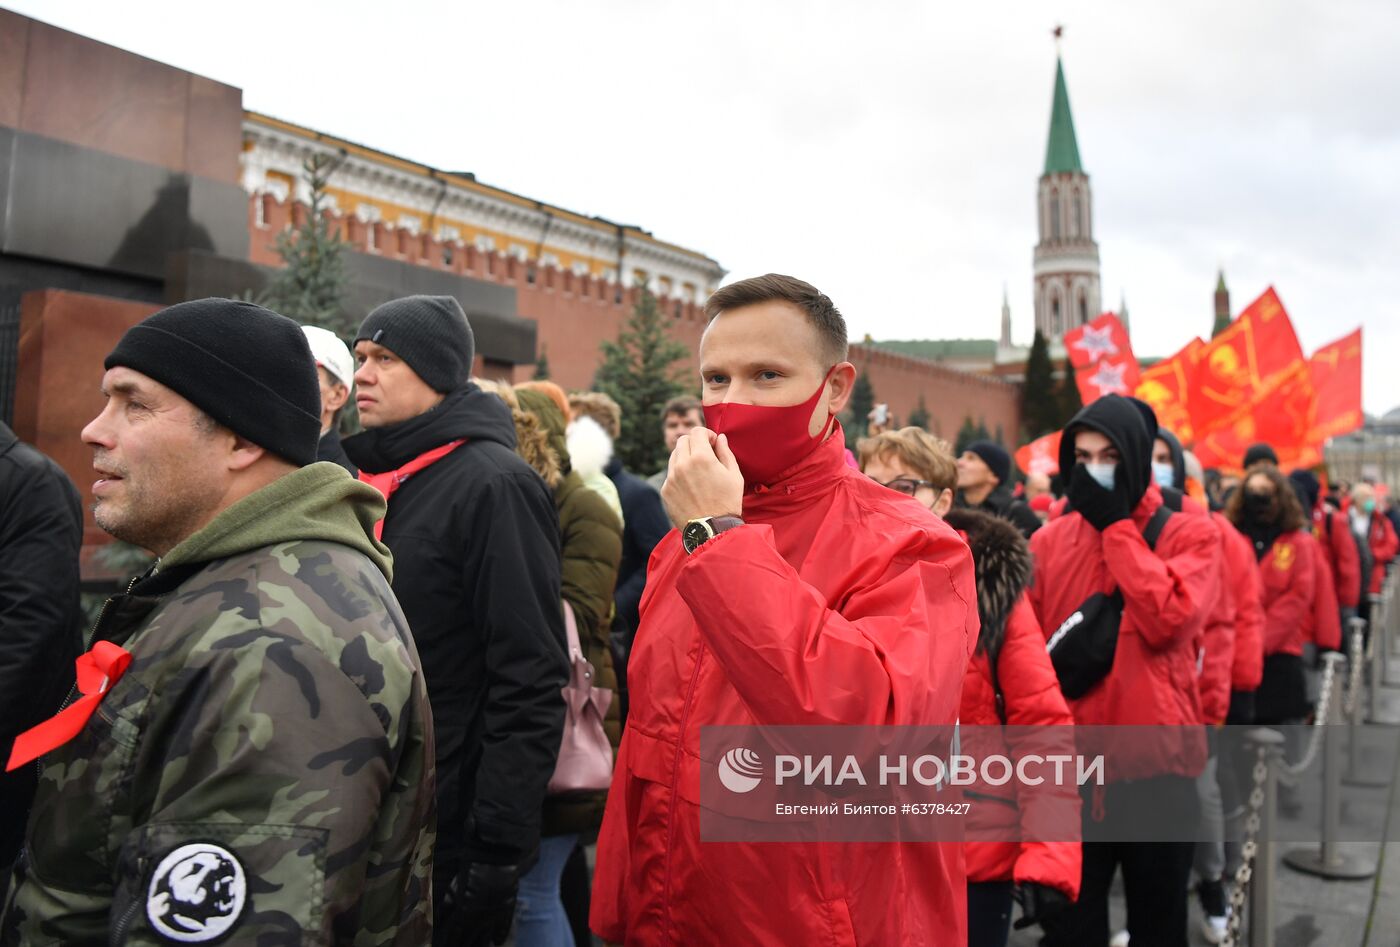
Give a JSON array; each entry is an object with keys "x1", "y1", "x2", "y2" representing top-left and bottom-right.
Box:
[{"x1": 942, "y1": 507, "x2": 1033, "y2": 656}]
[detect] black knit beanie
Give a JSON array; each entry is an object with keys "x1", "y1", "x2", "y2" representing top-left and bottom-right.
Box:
[
  {"x1": 104, "y1": 298, "x2": 321, "y2": 466},
  {"x1": 354, "y1": 295, "x2": 475, "y2": 393},
  {"x1": 966, "y1": 440, "x2": 1012, "y2": 486}
]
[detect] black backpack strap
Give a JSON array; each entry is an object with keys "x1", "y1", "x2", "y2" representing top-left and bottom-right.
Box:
[
  {"x1": 1159, "y1": 486, "x2": 1185, "y2": 513},
  {"x1": 986, "y1": 632, "x2": 1008, "y2": 725},
  {"x1": 1142, "y1": 504, "x2": 1173, "y2": 551}
]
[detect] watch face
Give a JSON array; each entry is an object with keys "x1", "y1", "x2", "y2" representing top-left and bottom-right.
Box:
[{"x1": 682, "y1": 519, "x2": 711, "y2": 553}]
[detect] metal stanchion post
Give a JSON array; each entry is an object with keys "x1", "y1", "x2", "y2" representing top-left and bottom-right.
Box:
[
  {"x1": 1283, "y1": 653, "x2": 1376, "y2": 879},
  {"x1": 1246, "y1": 728, "x2": 1285, "y2": 947},
  {"x1": 1379, "y1": 591, "x2": 1396, "y2": 687},
  {"x1": 1346, "y1": 617, "x2": 1387, "y2": 785}
]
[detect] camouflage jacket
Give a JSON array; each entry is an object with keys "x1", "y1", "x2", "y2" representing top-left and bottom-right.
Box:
[{"x1": 1, "y1": 463, "x2": 435, "y2": 945}]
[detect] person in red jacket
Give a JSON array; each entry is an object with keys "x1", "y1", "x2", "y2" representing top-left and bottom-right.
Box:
[
  {"x1": 1029, "y1": 395, "x2": 1219, "y2": 947},
  {"x1": 1225, "y1": 466, "x2": 1317, "y2": 727},
  {"x1": 590, "y1": 274, "x2": 978, "y2": 946},
  {"x1": 1350, "y1": 482, "x2": 1398, "y2": 602},
  {"x1": 858, "y1": 428, "x2": 1080, "y2": 945},
  {"x1": 1291, "y1": 470, "x2": 1362, "y2": 626}
]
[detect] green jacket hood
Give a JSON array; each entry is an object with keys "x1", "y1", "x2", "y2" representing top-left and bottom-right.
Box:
[
  {"x1": 516, "y1": 388, "x2": 572, "y2": 473},
  {"x1": 159, "y1": 462, "x2": 393, "y2": 580}
]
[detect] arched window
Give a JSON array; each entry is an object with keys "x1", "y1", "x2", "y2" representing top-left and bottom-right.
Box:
[
  {"x1": 1078, "y1": 292, "x2": 1087, "y2": 324},
  {"x1": 1051, "y1": 190, "x2": 1061, "y2": 239},
  {"x1": 1072, "y1": 192, "x2": 1082, "y2": 238},
  {"x1": 1051, "y1": 295, "x2": 1061, "y2": 335}
]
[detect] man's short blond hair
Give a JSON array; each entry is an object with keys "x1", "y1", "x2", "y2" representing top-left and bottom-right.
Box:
[
  {"x1": 857, "y1": 427, "x2": 957, "y2": 493},
  {"x1": 568, "y1": 391, "x2": 622, "y2": 440}
]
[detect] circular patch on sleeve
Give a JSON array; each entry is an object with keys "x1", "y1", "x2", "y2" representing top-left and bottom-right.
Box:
[{"x1": 146, "y1": 842, "x2": 248, "y2": 943}]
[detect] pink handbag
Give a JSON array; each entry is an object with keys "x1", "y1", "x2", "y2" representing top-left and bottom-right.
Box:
[{"x1": 547, "y1": 600, "x2": 615, "y2": 795}]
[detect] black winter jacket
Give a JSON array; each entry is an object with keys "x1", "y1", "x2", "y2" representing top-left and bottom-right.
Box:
[
  {"x1": 0, "y1": 422, "x2": 82, "y2": 869},
  {"x1": 604, "y1": 456, "x2": 671, "y2": 647},
  {"x1": 344, "y1": 386, "x2": 567, "y2": 873},
  {"x1": 317, "y1": 427, "x2": 357, "y2": 476},
  {"x1": 958, "y1": 484, "x2": 1042, "y2": 540}
]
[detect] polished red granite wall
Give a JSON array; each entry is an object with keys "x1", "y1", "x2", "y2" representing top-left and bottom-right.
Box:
[{"x1": 0, "y1": 8, "x2": 241, "y2": 182}]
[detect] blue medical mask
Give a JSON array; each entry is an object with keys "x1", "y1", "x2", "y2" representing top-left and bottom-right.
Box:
[
  {"x1": 1085, "y1": 462, "x2": 1117, "y2": 491},
  {"x1": 1152, "y1": 461, "x2": 1175, "y2": 491}
]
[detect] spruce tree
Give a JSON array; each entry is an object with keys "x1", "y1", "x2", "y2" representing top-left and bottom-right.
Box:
[
  {"x1": 843, "y1": 372, "x2": 876, "y2": 448},
  {"x1": 955, "y1": 416, "x2": 980, "y2": 455},
  {"x1": 595, "y1": 284, "x2": 689, "y2": 475},
  {"x1": 1021, "y1": 329, "x2": 1058, "y2": 438},
  {"x1": 907, "y1": 393, "x2": 931, "y2": 431},
  {"x1": 1056, "y1": 363, "x2": 1082, "y2": 427},
  {"x1": 533, "y1": 346, "x2": 551, "y2": 380},
  {"x1": 260, "y1": 153, "x2": 352, "y2": 335}
]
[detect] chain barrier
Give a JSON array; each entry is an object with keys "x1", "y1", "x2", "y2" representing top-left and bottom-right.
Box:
[
  {"x1": 1222, "y1": 742, "x2": 1269, "y2": 947},
  {"x1": 1277, "y1": 655, "x2": 1336, "y2": 784}
]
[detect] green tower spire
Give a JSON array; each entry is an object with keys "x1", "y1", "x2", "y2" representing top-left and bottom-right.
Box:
[{"x1": 1043, "y1": 57, "x2": 1084, "y2": 175}]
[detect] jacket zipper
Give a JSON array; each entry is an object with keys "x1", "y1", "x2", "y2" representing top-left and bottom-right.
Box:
[
  {"x1": 109, "y1": 855, "x2": 146, "y2": 946},
  {"x1": 42, "y1": 574, "x2": 142, "y2": 781},
  {"x1": 660, "y1": 639, "x2": 706, "y2": 944}
]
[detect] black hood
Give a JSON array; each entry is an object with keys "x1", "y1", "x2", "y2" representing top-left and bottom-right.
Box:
[
  {"x1": 1156, "y1": 428, "x2": 1187, "y2": 491},
  {"x1": 942, "y1": 507, "x2": 1032, "y2": 657},
  {"x1": 1057, "y1": 394, "x2": 1153, "y2": 509},
  {"x1": 1289, "y1": 469, "x2": 1321, "y2": 511},
  {"x1": 343, "y1": 382, "x2": 518, "y2": 474}
]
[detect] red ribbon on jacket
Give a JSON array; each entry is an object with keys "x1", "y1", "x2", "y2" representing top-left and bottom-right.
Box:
[
  {"x1": 6, "y1": 641, "x2": 133, "y2": 772},
  {"x1": 359, "y1": 440, "x2": 466, "y2": 540}
]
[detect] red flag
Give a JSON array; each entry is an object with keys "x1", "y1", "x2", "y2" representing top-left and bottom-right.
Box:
[
  {"x1": 1075, "y1": 354, "x2": 1142, "y2": 404},
  {"x1": 1135, "y1": 338, "x2": 1204, "y2": 443},
  {"x1": 1189, "y1": 287, "x2": 1305, "y2": 440},
  {"x1": 1064, "y1": 313, "x2": 1134, "y2": 370},
  {"x1": 1016, "y1": 430, "x2": 1062, "y2": 477},
  {"x1": 1192, "y1": 360, "x2": 1318, "y2": 473},
  {"x1": 1308, "y1": 328, "x2": 1363, "y2": 444}
]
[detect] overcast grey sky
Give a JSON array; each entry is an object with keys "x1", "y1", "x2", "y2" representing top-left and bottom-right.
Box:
[{"x1": 14, "y1": 0, "x2": 1399, "y2": 412}]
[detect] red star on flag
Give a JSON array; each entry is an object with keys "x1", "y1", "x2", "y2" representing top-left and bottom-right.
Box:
[
  {"x1": 1072, "y1": 324, "x2": 1119, "y2": 362},
  {"x1": 1085, "y1": 360, "x2": 1130, "y2": 396}
]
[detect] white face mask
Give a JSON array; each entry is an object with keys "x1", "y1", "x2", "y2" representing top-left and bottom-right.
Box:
[
  {"x1": 1085, "y1": 462, "x2": 1117, "y2": 491},
  {"x1": 1151, "y1": 461, "x2": 1175, "y2": 490}
]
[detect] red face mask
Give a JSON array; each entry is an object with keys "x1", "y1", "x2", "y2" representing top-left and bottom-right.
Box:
[{"x1": 703, "y1": 371, "x2": 834, "y2": 488}]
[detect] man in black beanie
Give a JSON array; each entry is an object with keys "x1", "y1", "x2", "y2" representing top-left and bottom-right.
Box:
[
  {"x1": 343, "y1": 295, "x2": 568, "y2": 947},
  {"x1": 955, "y1": 439, "x2": 1041, "y2": 538},
  {"x1": 1243, "y1": 442, "x2": 1279, "y2": 469},
  {"x1": 3, "y1": 298, "x2": 435, "y2": 944}
]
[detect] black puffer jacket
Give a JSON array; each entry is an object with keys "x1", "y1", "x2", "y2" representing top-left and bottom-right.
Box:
[
  {"x1": 0, "y1": 422, "x2": 82, "y2": 872},
  {"x1": 959, "y1": 484, "x2": 1042, "y2": 540},
  {"x1": 344, "y1": 385, "x2": 568, "y2": 874}
]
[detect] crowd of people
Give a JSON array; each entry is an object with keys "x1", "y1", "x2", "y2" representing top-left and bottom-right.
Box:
[{"x1": 0, "y1": 276, "x2": 1391, "y2": 946}]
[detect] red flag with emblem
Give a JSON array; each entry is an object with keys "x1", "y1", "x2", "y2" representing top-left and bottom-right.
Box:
[
  {"x1": 1193, "y1": 360, "x2": 1319, "y2": 472},
  {"x1": 1015, "y1": 430, "x2": 1062, "y2": 477},
  {"x1": 1135, "y1": 337, "x2": 1204, "y2": 443},
  {"x1": 1308, "y1": 328, "x2": 1363, "y2": 444},
  {"x1": 1188, "y1": 287, "x2": 1305, "y2": 440}
]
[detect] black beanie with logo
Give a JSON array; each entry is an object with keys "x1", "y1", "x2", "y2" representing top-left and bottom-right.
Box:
[
  {"x1": 104, "y1": 298, "x2": 322, "y2": 466},
  {"x1": 354, "y1": 295, "x2": 475, "y2": 393}
]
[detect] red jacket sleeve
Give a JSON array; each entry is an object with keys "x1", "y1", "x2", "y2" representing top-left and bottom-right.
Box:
[
  {"x1": 1310, "y1": 535, "x2": 1342, "y2": 650},
  {"x1": 675, "y1": 523, "x2": 977, "y2": 727},
  {"x1": 999, "y1": 600, "x2": 1081, "y2": 899},
  {"x1": 1328, "y1": 512, "x2": 1362, "y2": 608},
  {"x1": 1223, "y1": 522, "x2": 1264, "y2": 691},
  {"x1": 1261, "y1": 533, "x2": 1316, "y2": 655},
  {"x1": 1197, "y1": 525, "x2": 1235, "y2": 725},
  {"x1": 1101, "y1": 513, "x2": 1221, "y2": 652},
  {"x1": 1374, "y1": 515, "x2": 1399, "y2": 566}
]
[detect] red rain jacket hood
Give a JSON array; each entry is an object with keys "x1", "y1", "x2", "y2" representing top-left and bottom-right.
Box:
[{"x1": 591, "y1": 426, "x2": 978, "y2": 945}]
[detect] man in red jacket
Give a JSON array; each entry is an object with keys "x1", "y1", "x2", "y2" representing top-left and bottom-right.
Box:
[
  {"x1": 1291, "y1": 470, "x2": 1359, "y2": 648},
  {"x1": 590, "y1": 274, "x2": 978, "y2": 945},
  {"x1": 1029, "y1": 395, "x2": 1219, "y2": 947}
]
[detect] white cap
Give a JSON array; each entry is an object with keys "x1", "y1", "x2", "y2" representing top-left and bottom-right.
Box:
[{"x1": 301, "y1": 325, "x2": 354, "y2": 389}]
